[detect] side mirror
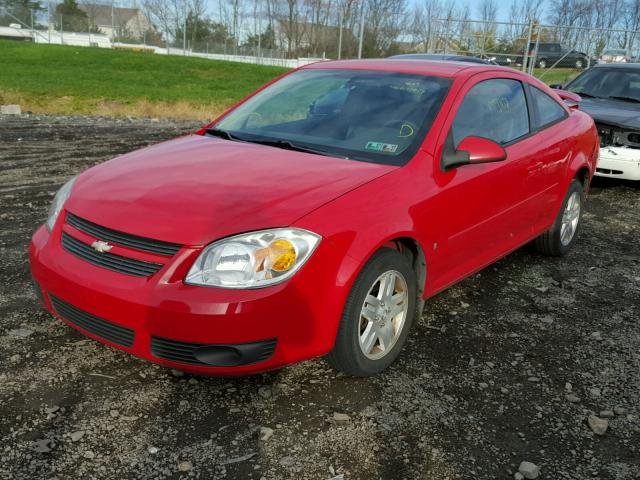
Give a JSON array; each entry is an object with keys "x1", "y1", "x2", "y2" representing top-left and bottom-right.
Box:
[
  {"x1": 549, "y1": 83, "x2": 563, "y2": 89},
  {"x1": 442, "y1": 136, "x2": 507, "y2": 170}
]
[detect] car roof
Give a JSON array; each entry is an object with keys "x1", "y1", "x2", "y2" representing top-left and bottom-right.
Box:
[
  {"x1": 389, "y1": 53, "x2": 490, "y2": 64},
  {"x1": 302, "y1": 59, "x2": 508, "y2": 78},
  {"x1": 591, "y1": 62, "x2": 640, "y2": 70}
]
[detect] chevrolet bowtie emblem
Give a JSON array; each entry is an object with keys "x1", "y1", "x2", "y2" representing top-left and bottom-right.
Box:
[{"x1": 91, "y1": 240, "x2": 113, "y2": 253}]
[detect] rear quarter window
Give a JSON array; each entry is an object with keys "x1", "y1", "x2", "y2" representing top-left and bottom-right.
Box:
[{"x1": 530, "y1": 86, "x2": 568, "y2": 129}]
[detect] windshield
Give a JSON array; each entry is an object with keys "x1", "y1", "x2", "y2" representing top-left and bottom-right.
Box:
[
  {"x1": 567, "y1": 68, "x2": 640, "y2": 102},
  {"x1": 213, "y1": 69, "x2": 452, "y2": 165}
]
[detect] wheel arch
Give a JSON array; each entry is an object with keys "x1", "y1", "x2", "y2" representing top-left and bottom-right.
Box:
[
  {"x1": 386, "y1": 237, "x2": 427, "y2": 301},
  {"x1": 575, "y1": 165, "x2": 591, "y2": 189},
  {"x1": 353, "y1": 234, "x2": 429, "y2": 316},
  {"x1": 567, "y1": 151, "x2": 593, "y2": 193},
  {"x1": 390, "y1": 236, "x2": 428, "y2": 316}
]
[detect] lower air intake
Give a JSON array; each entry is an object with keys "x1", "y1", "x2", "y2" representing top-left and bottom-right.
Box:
[
  {"x1": 150, "y1": 336, "x2": 277, "y2": 367},
  {"x1": 50, "y1": 295, "x2": 135, "y2": 348}
]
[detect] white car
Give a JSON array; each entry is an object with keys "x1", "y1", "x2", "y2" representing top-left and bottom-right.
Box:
[
  {"x1": 599, "y1": 49, "x2": 631, "y2": 64},
  {"x1": 556, "y1": 64, "x2": 640, "y2": 181}
]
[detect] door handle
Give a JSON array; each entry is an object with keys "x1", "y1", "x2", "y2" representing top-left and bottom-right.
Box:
[{"x1": 527, "y1": 161, "x2": 544, "y2": 174}]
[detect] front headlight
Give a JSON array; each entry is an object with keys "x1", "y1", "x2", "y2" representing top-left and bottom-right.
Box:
[
  {"x1": 185, "y1": 228, "x2": 321, "y2": 289},
  {"x1": 46, "y1": 176, "x2": 76, "y2": 231}
]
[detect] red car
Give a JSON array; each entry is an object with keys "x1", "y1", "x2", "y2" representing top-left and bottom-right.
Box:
[{"x1": 30, "y1": 60, "x2": 598, "y2": 376}]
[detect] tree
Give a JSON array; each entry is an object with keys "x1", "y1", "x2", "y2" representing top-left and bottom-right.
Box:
[
  {"x1": 55, "y1": 0, "x2": 95, "y2": 32},
  {"x1": 244, "y1": 24, "x2": 276, "y2": 49},
  {"x1": 174, "y1": 12, "x2": 232, "y2": 47},
  {"x1": 0, "y1": 0, "x2": 44, "y2": 27}
]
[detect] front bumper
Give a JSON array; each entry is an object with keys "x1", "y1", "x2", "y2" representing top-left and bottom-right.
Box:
[
  {"x1": 595, "y1": 146, "x2": 640, "y2": 181},
  {"x1": 30, "y1": 218, "x2": 355, "y2": 375}
]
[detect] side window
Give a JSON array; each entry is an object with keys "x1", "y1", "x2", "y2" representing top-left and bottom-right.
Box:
[
  {"x1": 530, "y1": 86, "x2": 567, "y2": 129},
  {"x1": 451, "y1": 79, "x2": 530, "y2": 147}
]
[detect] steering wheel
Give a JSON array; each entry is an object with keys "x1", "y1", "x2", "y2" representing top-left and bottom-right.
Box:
[{"x1": 383, "y1": 120, "x2": 417, "y2": 138}]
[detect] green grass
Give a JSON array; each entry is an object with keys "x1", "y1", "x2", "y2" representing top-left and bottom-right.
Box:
[
  {"x1": 0, "y1": 40, "x2": 289, "y2": 119},
  {"x1": 0, "y1": 40, "x2": 583, "y2": 119},
  {"x1": 532, "y1": 68, "x2": 580, "y2": 86}
]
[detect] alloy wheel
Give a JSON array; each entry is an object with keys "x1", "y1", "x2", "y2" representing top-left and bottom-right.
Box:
[
  {"x1": 358, "y1": 270, "x2": 409, "y2": 360},
  {"x1": 560, "y1": 191, "x2": 581, "y2": 246}
]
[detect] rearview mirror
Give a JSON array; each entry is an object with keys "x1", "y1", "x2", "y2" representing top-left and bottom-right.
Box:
[{"x1": 442, "y1": 136, "x2": 507, "y2": 171}]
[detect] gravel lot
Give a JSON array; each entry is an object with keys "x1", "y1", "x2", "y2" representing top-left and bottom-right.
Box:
[{"x1": 1, "y1": 114, "x2": 639, "y2": 480}]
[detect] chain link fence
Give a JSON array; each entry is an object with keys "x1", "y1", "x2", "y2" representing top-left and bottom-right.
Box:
[
  {"x1": 2, "y1": 3, "x2": 640, "y2": 73},
  {"x1": 0, "y1": 3, "x2": 316, "y2": 68},
  {"x1": 425, "y1": 17, "x2": 639, "y2": 80}
]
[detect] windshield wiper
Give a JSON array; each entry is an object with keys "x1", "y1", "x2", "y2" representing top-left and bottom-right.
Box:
[
  {"x1": 606, "y1": 95, "x2": 640, "y2": 103},
  {"x1": 206, "y1": 129, "x2": 343, "y2": 158},
  {"x1": 246, "y1": 138, "x2": 344, "y2": 158},
  {"x1": 205, "y1": 127, "x2": 246, "y2": 142}
]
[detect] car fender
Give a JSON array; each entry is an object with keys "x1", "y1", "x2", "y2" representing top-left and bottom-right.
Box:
[
  {"x1": 293, "y1": 158, "x2": 435, "y2": 306},
  {"x1": 556, "y1": 112, "x2": 597, "y2": 210}
]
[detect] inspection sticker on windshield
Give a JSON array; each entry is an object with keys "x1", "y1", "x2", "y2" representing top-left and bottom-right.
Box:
[{"x1": 365, "y1": 141, "x2": 398, "y2": 153}]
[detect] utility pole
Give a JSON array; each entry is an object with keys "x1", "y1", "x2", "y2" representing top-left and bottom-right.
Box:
[
  {"x1": 529, "y1": 30, "x2": 540, "y2": 75},
  {"x1": 337, "y1": 11, "x2": 343, "y2": 60},
  {"x1": 30, "y1": 8, "x2": 34, "y2": 43},
  {"x1": 522, "y1": 20, "x2": 533, "y2": 73},
  {"x1": 183, "y1": 11, "x2": 186, "y2": 55},
  {"x1": 111, "y1": 0, "x2": 115, "y2": 44},
  {"x1": 357, "y1": 1, "x2": 365, "y2": 59},
  {"x1": 60, "y1": 14, "x2": 63, "y2": 44},
  {"x1": 47, "y1": 1, "x2": 51, "y2": 43}
]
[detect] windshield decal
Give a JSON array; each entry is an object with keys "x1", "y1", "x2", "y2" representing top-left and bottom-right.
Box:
[{"x1": 365, "y1": 141, "x2": 399, "y2": 154}]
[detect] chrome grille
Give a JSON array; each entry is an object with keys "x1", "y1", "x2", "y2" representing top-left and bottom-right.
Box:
[
  {"x1": 61, "y1": 232, "x2": 163, "y2": 277},
  {"x1": 66, "y1": 212, "x2": 182, "y2": 256}
]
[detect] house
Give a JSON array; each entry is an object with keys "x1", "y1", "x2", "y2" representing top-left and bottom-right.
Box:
[
  {"x1": 79, "y1": 3, "x2": 151, "y2": 40},
  {"x1": 275, "y1": 20, "x2": 355, "y2": 55}
]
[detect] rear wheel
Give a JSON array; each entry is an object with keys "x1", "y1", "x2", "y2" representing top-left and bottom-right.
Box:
[
  {"x1": 537, "y1": 58, "x2": 547, "y2": 68},
  {"x1": 575, "y1": 59, "x2": 584, "y2": 69},
  {"x1": 535, "y1": 179, "x2": 584, "y2": 256},
  {"x1": 326, "y1": 248, "x2": 416, "y2": 376}
]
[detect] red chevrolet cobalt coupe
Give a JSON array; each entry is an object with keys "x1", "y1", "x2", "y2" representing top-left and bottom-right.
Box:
[{"x1": 30, "y1": 60, "x2": 598, "y2": 376}]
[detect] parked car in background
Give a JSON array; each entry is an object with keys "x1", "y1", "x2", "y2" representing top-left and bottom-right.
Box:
[
  {"x1": 390, "y1": 53, "x2": 496, "y2": 65},
  {"x1": 553, "y1": 63, "x2": 640, "y2": 180},
  {"x1": 599, "y1": 48, "x2": 631, "y2": 64},
  {"x1": 31, "y1": 60, "x2": 598, "y2": 377},
  {"x1": 519, "y1": 42, "x2": 593, "y2": 69},
  {"x1": 492, "y1": 54, "x2": 517, "y2": 66}
]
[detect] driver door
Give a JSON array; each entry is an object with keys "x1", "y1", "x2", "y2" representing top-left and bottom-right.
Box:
[{"x1": 425, "y1": 75, "x2": 534, "y2": 293}]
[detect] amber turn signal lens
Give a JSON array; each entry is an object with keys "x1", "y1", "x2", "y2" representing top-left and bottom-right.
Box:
[{"x1": 268, "y1": 239, "x2": 297, "y2": 271}]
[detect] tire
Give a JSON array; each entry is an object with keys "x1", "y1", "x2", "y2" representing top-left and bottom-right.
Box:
[
  {"x1": 535, "y1": 179, "x2": 584, "y2": 256},
  {"x1": 575, "y1": 59, "x2": 584, "y2": 69},
  {"x1": 326, "y1": 248, "x2": 417, "y2": 376},
  {"x1": 537, "y1": 58, "x2": 547, "y2": 68}
]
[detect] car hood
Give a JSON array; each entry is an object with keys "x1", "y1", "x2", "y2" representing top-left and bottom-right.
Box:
[
  {"x1": 66, "y1": 135, "x2": 395, "y2": 245},
  {"x1": 578, "y1": 98, "x2": 640, "y2": 130}
]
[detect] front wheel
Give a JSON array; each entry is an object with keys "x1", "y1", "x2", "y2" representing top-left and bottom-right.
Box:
[
  {"x1": 575, "y1": 59, "x2": 584, "y2": 69},
  {"x1": 326, "y1": 248, "x2": 417, "y2": 376},
  {"x1": 535, "y1": 179, "x2": 584, "y2": 256},
  {"x1": 537, "y1": 58, "x2": 547, "y2": 68}
]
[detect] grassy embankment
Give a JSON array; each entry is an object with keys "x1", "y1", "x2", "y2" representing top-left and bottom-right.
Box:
[
  {"x1": 0, "y1": 40, "x2": 581, "y2": 119},
  {"x1": 0, "y1": 40, "x2": 288, "y2": 120}
]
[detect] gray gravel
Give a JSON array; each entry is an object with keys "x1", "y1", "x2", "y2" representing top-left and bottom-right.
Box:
[{"x1": 1, "y1": 114, "x2": 639, "y2": 479}]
